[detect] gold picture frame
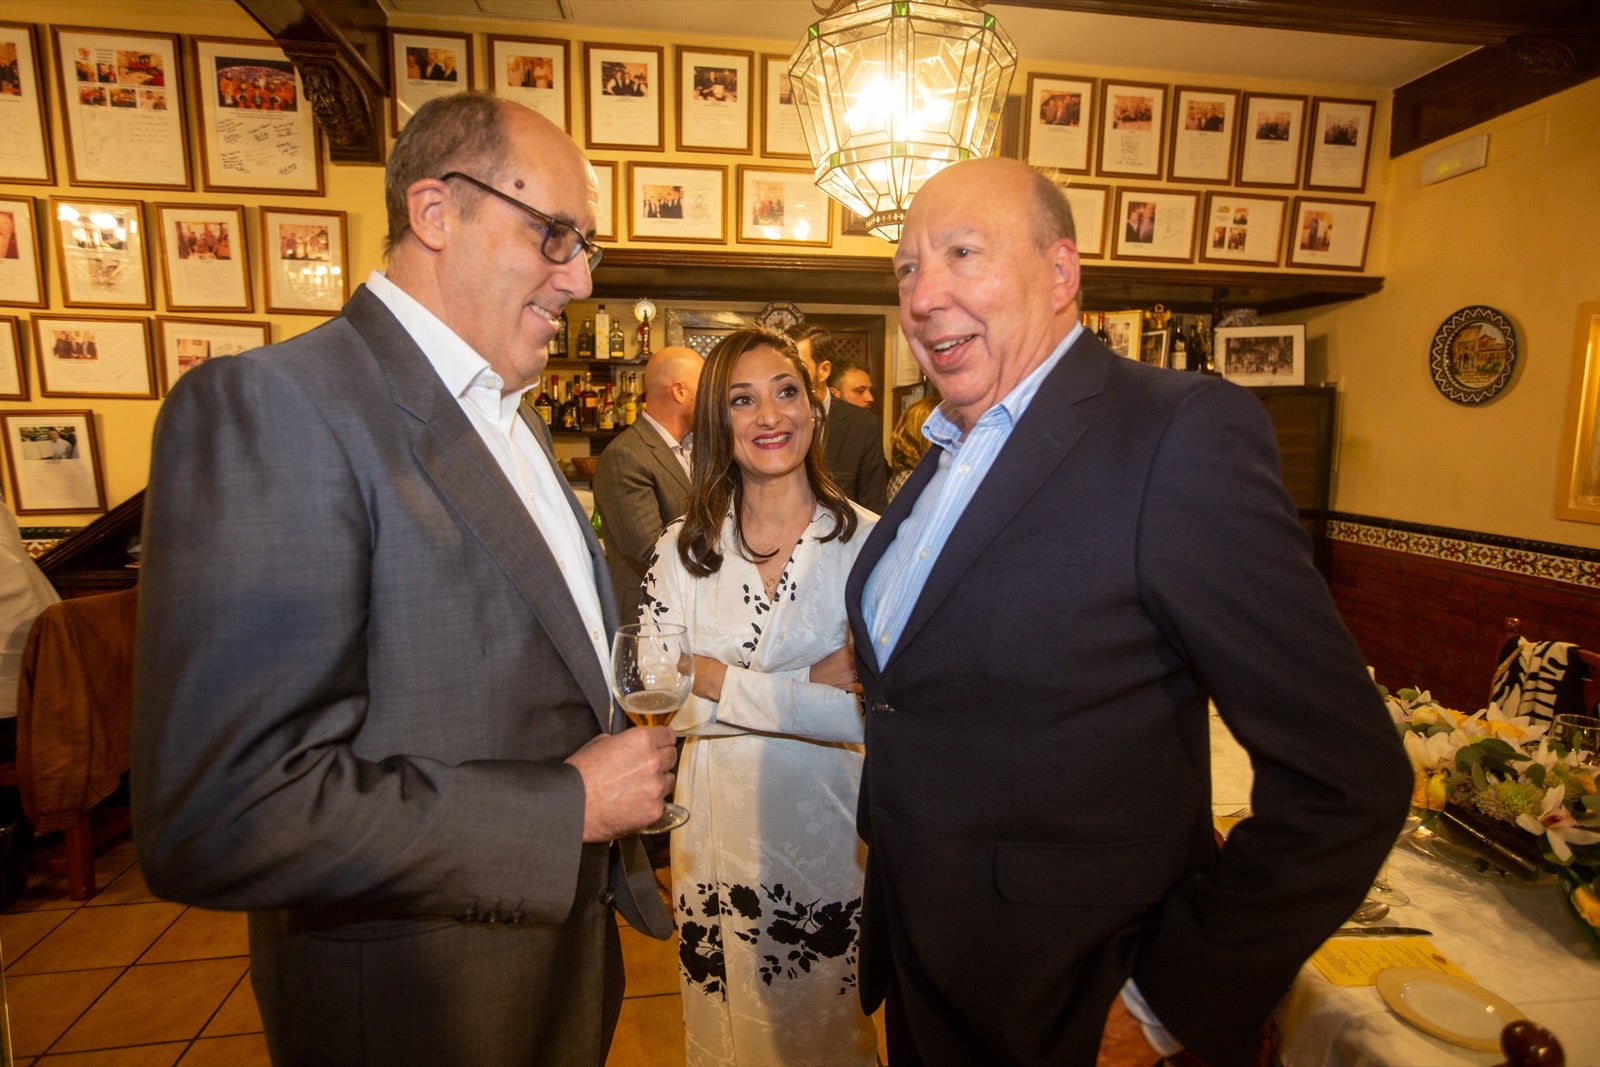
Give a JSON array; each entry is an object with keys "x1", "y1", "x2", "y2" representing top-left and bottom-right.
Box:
[{"x1": 1557, "y1": 300, "x2": 1600, "y2": 524}]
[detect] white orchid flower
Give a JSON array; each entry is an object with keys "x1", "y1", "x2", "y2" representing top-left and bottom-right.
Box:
[
  {"x1": 1515, "y1": 785, "x2": 1600, "y2": 863},
  {"x1": 1457, "y1": 702, "x2": 1547, "y2": 746}
]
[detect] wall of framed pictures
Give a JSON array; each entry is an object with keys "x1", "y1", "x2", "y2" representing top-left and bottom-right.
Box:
[{"x1": 0, "y1": 0, "x2": 1399, "y2": 531}]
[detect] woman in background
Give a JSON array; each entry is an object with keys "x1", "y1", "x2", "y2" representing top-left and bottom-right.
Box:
[
  {"x1": 641, "y1": 327, "x2": 878, "y2": 1066},
  {"x1": 887, "y1": 393, "x2": 939, "y2": 502}
]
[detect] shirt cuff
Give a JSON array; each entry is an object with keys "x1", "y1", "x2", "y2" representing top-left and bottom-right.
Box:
[{"x1": 1120, "y1": 978, "x2": 1184, "y2": 1058}]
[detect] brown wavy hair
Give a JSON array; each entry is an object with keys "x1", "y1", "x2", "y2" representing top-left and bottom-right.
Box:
[
  {"x1": 890, "y1": 394, "x2": 940, "y2": 475},
  {"x1": 677, "y1": 327, "x2": 858, "y2": 577}
]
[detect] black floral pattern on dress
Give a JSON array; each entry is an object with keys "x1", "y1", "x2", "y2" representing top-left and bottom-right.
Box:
[
  {"x1": 679, "y1": 880, "x2": 863, "y2": 998},
  {"x1": 757, "y1": 883, "x2": 862, "y2": 991}
]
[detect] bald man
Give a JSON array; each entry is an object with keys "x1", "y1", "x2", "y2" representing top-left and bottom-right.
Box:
[
  {"x1": 593, "y1": 345, "x2": 703, "y2": 622},
  {"x1": 133, "y1": 93, "x2": 675, "y2": 1066}
]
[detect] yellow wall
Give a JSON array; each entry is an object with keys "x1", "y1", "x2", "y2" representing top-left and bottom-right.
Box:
[
  {"x1": 1305, "y1": 77, "x2": 1600, "y2": 549},
  {"x1": 5, "y1": 0, "x2": 1591, "y2": 552}
]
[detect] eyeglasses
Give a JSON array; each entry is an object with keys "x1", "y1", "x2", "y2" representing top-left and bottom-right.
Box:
[{"x1": 437, "y1": 171, "x2": 604, "y2": 271}]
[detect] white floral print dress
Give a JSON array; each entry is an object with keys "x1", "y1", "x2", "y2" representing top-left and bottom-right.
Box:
[{"x1": 640, "y1": 504, "x2": 878, "y2": 1067}]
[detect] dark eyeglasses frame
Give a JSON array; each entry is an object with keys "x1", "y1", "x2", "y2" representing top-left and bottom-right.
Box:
[{"x1": 437, "y1": 171, "x2": 604, "y2": 271}]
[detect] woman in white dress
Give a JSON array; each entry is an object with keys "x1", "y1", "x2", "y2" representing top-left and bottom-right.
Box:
[{"x1": 641, "y1": 327, "x2": 878, "y2": 1066}]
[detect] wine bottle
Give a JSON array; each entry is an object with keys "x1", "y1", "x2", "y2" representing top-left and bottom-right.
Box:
[
  {"x1": 620, "y1": 372, "x2": 639, "y2": 426},
  {"x1": 579, "y1": 373, "x2": 600, "y2": 430},
  {"x1": 593, "y1": 305, "x2": 611, "y2": 359},
  {"x1": 533, "y1": 375, "x2": 555, "y2": 426},
  {"x1": 597, "y1": 384, "x2": 616, "y2": 431}
]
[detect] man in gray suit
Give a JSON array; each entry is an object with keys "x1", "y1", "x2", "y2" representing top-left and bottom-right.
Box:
[
  {"x1": 795, "y1": 326, "x2": 889, "y2": 513},
  {"x1": 593, "y1": 345, "x2": 701, "y2": 623},
  {"x1": 132, "y1": 93, "x2": 677, "y2": 1067}
]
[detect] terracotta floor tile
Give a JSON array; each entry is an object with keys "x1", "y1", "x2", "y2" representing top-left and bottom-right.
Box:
[
  {"x1": 5, "y1": 967, "x2": 120, "y2": 1058},
  {"x1": 9, "y1": 903, "x2": 184, "y2": 975},
  {"x1": 34, "y1": 1042, "x2": 186, "y2": 1066},
  {"x1": 0, "y1": 908, "x2": 69, "y2": 961},
  {"x1": 140, "y1": 908, "x2": 248, "y2": 964},
  {"x1": 83, "y1": 862, "x2": 161, "y2": 908},
  {"x1": 606, "y1": 993, "x2": 686, "y2": 1067},
  {"x1": 199, "y1": 972, "x2": 260, "y2": 1037},
  {"x1": 177, "y1": 1033, "x2": 272, "y2": 1067},
  {"x1": 620, "y1": 925, "x2": 679, "y2": 998},
  {"x1": 52, "y1": 958, "x2": 247, "y2": 1053}
]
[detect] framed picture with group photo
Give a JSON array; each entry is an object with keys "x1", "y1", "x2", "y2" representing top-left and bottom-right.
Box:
[
  {"x1": 1097, "y1": 80, "x2": 1166, "y2": 178},
  {"x1": 190, "y1": 36, "x2": 323, "y2": 196},
  {"x1": 1215, "y1": 323, "x2": 1307, "y2": 387},
  {"x1": 1237, "y1": 92, "x2": 1308, "y2": 187},
  {"x1": 1111, "y1": 187, "x2": 1198, "y2": 263},
  {"x1": 50, "y1": 196, "x2": 152, "y2": 309},
  {"x1": 1024, "y1": 73, "x2": 1096, "y2": 174},
  {"x1": 1198, "y1": 191, "x2": 1286, "y2": 266},
  {"x1": 388, "y1": 28, "x2": 473, "y2": 133},
  {"x1": 31, "y1": 313, "x2": 155, "y2": 398},
  {"x1": 628, "y1": 163, "x2": 726, "y2": 244},
  {"x1": 260, "y1": 207, "x2": 349, "y2": 314},
  {"x1": 736, "y1": 166, "x2": 830, "y2": 246},
  {"x1": 1304, "y1": 97, "x2": 1375, "y2": 192},
  {"x1": 1098, "y1": 309, "x2": 1144, "y2": 360},
  {"x1": 585, "y1": 43, "x2": 663, "y2": 151},
  {"x1": 1167, "y1": 85, "x2": 1239, "y2": 184},
  {"x1": 154, "y1": 315, "x2": 269, "y2": 394},
  {"x1": 153, "y1": 202, "x2": 251, "y2": 312},
  {"x1": 0, "y1": 408, "x2": 107, "y2": 514},
  {"x1": 1287, "y1": 197, "x2": 1374, "y2": 271},
  {"x1": 677, "y1": 46, "x2": 752, "y2": 154},
  {"x1": 0, "y1": 21, "x2": 54, "y2": 184},
  {"x1": 0, "y1": 196, "x2": 46, "y2": 308},
  {"x1": 488, "y1": 35, "x2": 569, "y2": 131},
  {"x1": 51, "y1": 25, "x2": 190, "y2": 190}
]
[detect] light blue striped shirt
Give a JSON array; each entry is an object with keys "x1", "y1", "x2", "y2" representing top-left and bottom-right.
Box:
[{"x1": 862, "y1": 325, "x2": 1082, "y2": 669}]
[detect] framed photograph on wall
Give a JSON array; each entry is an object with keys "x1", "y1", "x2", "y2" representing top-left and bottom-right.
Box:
[
  {"x1": 678, "y1": 46, "x2": 752, "y2": 154},
  {"x1": 1097, "y1": 80, "x2": 1166, "y2": 178},
  {"x1": 1112, "y1": 187, "x2": 1197, "y2": 263},
  {"x1": 154, "y1": 315, "x2": 268, "y2": 394},
  {"x1": 191, "y1": 37, "x2": 323, "y2": 195},
  {"x1": 1099, "y1": 309, "x2": 1143, "y2": 360},
  {"x1": 1557, "y1": 300, "x2": 1600, "y2": 524},
  {"x1": 0, "y1": 317, "x2": 27, "y2": 399},
  {"x1": 737, "y1": 166, "x2": 831, "y2": 246},
  {"x1": 1304, "y1": 97, "x2": 1375, "y2": 192},
  {"x1": 1287, "y1": 197, "x2": 1373, "y2": 271},
  {"x1": 50, "y1": 196, "x2": 151, "y2": 309},
  {"x1": 628, "y1": 163, "x2": 726, "y2": 244},
  {"x1": 153, "y1": 203, "x2": 250, "y2": 312},
  {"x1": 50, "y1": 25, "x2": 190, "y2": 190},
  {"x1": 1055, "y1": 181, "x2": 1110, "y2": 259},
  {"x1": 1024, "y1": 72, "x2": 1096, "y2": 174},
  {"x1": 389, "y1": 28, "x2": 472, "y2": 133},
  {"x1": 585, "y1": 43, "x2": 663, "y2": 151},
  {"x1": 0, "y1": 22, "x2": 54, "y2": 184},
  {"x1": 1215, "y1": 323, "x2": 1306, "y2": 386},
  {"x1": 592, "y1": 161, "x2": 617, "y2": 242},
  {"x1": 1198, "y1": 191, "x2": 1286, "y2": 266},
  {"x1": 1237, "y1": 93, "x2": 1307, "y2": 187},
  {"x1": 261, "y1": 207, "x2": 348, "y2": 314},
  {"x1": 1167, "y1": 85, "x2": 1238, "y2": 184},
  {"x1": 31, "y1": 313, "x2": 154, "y2": 398},
  {"x1": 1, "y1": 409, "x2": 106, "y2": 514},
  {"x1": 1140, "y1": 329, "x2": 1171, "y2": 368},
  {"x1": 0, "y1": 197, "x2": 46, "y2": 308},
  {"x1": 488, "y1": 35, "x2": 569, "y2": 131},
  {"x1": 761, "y1": 53, "x2": 808, "y2": 158}
]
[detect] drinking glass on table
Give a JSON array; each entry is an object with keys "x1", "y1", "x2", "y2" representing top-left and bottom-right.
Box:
[
  {"x1": 1552, "y1": 714, "x2": 1600, "y2": 769},
  {"x1": 610, "y1": 622, "x2": 694, "y2": 833}
]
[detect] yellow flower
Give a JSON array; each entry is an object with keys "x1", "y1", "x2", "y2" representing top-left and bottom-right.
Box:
[{"x1": 1573, "y1": 885, "x2": 1600, "y2": 928}]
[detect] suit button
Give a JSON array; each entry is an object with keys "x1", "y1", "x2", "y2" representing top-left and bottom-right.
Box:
[
  {"x1": 598, "y1": 886, "x2": 615, "y2": 906},
  {"x1": 868, "y1": 700, "x2": 895, "y2": 716}
]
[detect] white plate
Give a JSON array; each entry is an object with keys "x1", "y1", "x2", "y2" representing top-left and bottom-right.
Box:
[{"x1": 1374, "y1": 967, "x2": 1526, "y2": 1052}]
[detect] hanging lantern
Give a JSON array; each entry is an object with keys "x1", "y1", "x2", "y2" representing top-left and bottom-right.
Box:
[{"x1": 787, "y1": 0, "x2": 1017, "y2": 242}]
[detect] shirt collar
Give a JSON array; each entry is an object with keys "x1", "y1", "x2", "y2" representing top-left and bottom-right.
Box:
[
  {"x1": 922, "y1": 323, "x2": 1083, "y2": 452},
  {"x1": 640, "y1": 410, "x2": 688, "y2": 449},
  {"x1": 365, "y1": 269, "x2": 532, "y2": 402}
]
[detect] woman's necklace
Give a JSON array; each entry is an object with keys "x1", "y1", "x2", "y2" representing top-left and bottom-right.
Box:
[{"x1": 747, "y1": 509, "x2": 811, "y2": 602}]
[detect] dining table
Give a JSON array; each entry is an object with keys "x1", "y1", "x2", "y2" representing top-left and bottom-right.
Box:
[{"x1": 1208, "y1": 708, "x2": 1600, "y2": 1065}]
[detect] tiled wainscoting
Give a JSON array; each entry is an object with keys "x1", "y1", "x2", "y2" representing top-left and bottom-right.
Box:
[{"x1": 1327, "y1": 514, "x2": 1600, "y2": 711}]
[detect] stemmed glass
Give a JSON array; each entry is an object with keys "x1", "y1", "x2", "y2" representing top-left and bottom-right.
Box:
[
  {"x1": 1552, "y1": 714, "x2": 1600, "y2": 769},
  {"x1": 610, "y1": 622, "x2": 694, "y2": 833}
]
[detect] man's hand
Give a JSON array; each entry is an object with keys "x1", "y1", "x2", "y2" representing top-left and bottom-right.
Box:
[
  {"x1": 565, "y1": 726, "x2": 677, "y2": 842},
  {"x1": 1097, "y1": 995, "x2": 1166, "y2": 1067}
]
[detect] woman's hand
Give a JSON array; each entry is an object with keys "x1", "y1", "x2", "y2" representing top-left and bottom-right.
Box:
[
  {"x1": 693, "y1": 654, "x2": 728, "y2": 702},
  {"x1": 809, "y1": 645, "x2": 861, "y2": 694}
]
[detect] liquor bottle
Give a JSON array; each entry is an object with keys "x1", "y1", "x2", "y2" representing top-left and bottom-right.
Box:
[
  {"x1": 533, "y1": 374, "x2": 555, "y2": 426},
  {"x1": 557, "y1": 379, "x2": 581, "y2": 431},
  {"x1": 578, "y1": 373, "x2": 600, "y2": 430},
  {"x1": 620, "y1": 372, "x2": 640, "y2": 426},
  {"x1": 556, "y1": 311, "x2": 570, "y2": 358},
  {"x1": 1187, "y1": 320, "x2": 1209, "y2": 372},
  {"x1": 597, "y1": 385, "x2": 616, "y2": 431},
  {"x1": 593, "y1": 305, "x2": 611, "y2": 359},
  {"x1": 1094, "y1": 313, "x2": 1112, "y2": 346},
  {"x1": 608, "y1": 316, "x2": 627, "y2": 360},
  {"x1": 576, "y1": 318, "x2": 595, "y2": 359},
  {"x1": 546, "y1": 327, "x2": 558, "y2": 358}
]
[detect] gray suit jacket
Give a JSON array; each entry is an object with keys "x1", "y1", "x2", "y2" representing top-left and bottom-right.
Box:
[
  {"x1": 132, "y1": 286, "x2": 670, "y2": 1066},
  {"x1": 592, "y1": 418, "x2": 690, "y2": 624},
  {"x1": 824, "y1": 398, "x2": 889, "y2": 513}
]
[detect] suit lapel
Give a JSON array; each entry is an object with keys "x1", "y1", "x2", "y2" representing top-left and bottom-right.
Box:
[
  {"x1": 343, "y1": 288, "x2": 613, "y2": 727},
  {"x1": 847, "y1": 452, "x2": 938, "y2": 684},
  {"x1": 637, "y1": 421, "x2": 691, "y2": 497}
]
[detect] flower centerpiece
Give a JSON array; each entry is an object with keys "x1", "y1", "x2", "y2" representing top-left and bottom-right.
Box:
[{"x1": 1382, "y1": 683, "x2": 1600, "y2": 956}]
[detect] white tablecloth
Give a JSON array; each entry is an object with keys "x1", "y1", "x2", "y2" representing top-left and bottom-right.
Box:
[{"x1": 1208, "y1": 708, "x2": 1600, "y2": 1065}]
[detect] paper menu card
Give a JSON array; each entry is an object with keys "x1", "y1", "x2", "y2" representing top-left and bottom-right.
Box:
[{"x1": 1310, "y1": 937, "x2": 1474, "y2": 987}]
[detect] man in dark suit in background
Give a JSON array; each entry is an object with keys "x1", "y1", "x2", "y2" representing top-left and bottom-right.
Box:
[
  {"x1": 794, "y1": 325, "x2": 889, "y2": 513},
  {"x1": 132, "y1": 93, "x2": 676, "y2": 1067},
  {"x1": 846, "y1": 156, "x2": 1410, "y2": 1066},
  {"x1": 593, "y1": 345, "x2": 701, "y2": 622}
]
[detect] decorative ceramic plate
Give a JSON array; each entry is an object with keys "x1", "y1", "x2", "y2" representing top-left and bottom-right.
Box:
[
  {"x1": 1375, "y1": 968, "x2": 1525, "y2": 1051},
  {"x1": 1429, "y1": 305, "x2": 1518, "y2": 405}
]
